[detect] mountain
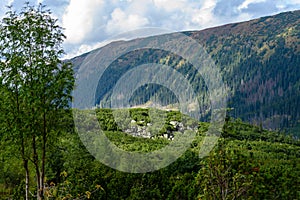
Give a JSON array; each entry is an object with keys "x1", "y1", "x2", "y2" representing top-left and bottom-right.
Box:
[{"x1": 70, "y1": 10, "x2": 300, "y2": 135}]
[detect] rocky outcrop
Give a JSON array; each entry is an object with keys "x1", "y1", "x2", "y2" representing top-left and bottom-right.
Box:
[{"x1": 124, "y1": 120, "x2": 197, "y2": 140}]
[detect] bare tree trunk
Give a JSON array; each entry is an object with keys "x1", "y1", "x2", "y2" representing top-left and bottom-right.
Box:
[
  {"x1": 23, "y1": 158, "x2": 30, "y2": 200},
  {"x1": 17, "y1": 83, "x2": 30, "y2": 200},
  {"x1": 40, "y1": 111, "x2": 47, "y2": 200},
  {"x1": 21, "y1": 126, "x2": 29, "y2": 200},
  {"x1": 32, "y1": 134, "x2": 42, "y2": 200}
]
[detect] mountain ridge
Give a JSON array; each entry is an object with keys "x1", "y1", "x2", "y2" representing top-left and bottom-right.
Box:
[{"x1": 70, "y1": 10, "x2": 300, "y2": 135}]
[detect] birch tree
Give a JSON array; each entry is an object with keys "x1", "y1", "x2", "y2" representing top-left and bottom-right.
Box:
[{"x1": 0, "y1": 3, "x2": 74, "y2": 199}]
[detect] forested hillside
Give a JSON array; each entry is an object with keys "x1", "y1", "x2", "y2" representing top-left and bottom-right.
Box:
[
  {"x1": 1, "y1": 108, "x2": 300, "y2": 199},
  {"x1": 70, "y1": 10, "x2": 300, "y2": 135}
]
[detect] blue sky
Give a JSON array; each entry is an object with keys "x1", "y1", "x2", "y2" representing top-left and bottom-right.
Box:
[{"x1": 1, "y1": 0, "x2": 300, "y2": 58}]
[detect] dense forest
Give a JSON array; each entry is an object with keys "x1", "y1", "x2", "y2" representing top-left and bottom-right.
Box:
[
  {"x1": 1, "y1": 108, "x2": 300, "y2": 199},
  {"x1": 71, "y1": 10, "x2": 300, "y2": 135}
]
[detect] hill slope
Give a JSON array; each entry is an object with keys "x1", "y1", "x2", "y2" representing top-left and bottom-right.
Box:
[
  {"x1": 70, "y1": 10, "x2": 300, "y2": 135},
  {"x1": 1, "y1": 108, "x2": 300, "y2": 199}
]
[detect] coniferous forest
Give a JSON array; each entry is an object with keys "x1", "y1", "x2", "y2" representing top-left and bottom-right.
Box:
[
  {"x1": 71, "y1": 9, "x2": 300, "y2": 134},
  {"x1": 0, "y1": 3, "x2": 300, "y2": 200}
]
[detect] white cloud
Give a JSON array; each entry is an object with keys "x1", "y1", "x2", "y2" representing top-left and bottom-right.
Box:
[
  {"x1": 57, "y1": 0, "x2": 300, "y2": 58},
  {"x1": 62, "y1": 0, "x2": 104, "y2": 44},
  {"x1": 1, "y1": 0, "x2": 299, "y2": 58},
  {"x1": 8, "y1": 0, "x2": 14, "y2": 5},
  {"x1": 202, "y1": 0, "x2": 217, "y2": 10},
  {"x1": 64, "y1": 43, "x2": 105, "y2": 59},
  {"x1": 153, "y1": 0, "x2": 187, "y2": 12},
  {"x1": 105, "y1": 7, "x2": 149, "y2": 35},
  {"x1": 237, "y1": 0, "x2": 267, "y2": 11},
  {"x1": 289, "y1": 0, "x2": 300, "y2": 4},
  {"x1": 190, "y1": 0, "x2": 218, "y2": 28},
  {"x1": 275, "y1": 0, "x2": 300, "y2": 9}
]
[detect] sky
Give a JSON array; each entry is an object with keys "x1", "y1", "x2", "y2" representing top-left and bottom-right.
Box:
[{"x1": 1, "y1": 0, "x2": 300, "y2": 59}]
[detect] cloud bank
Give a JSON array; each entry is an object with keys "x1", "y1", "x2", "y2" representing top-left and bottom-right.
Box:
[{"x1": 0, "y1": 0, "x2": 299, "y2": 58}]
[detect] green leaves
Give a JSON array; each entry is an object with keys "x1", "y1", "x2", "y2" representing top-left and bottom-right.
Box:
[{"x1": 0, "y1": 3, "x2": 74, "y2": 199}]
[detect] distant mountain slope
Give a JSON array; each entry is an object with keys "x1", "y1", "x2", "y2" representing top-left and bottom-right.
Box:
[{"x1": 70, "y1": 10, "x2": 300, "y2": 135}]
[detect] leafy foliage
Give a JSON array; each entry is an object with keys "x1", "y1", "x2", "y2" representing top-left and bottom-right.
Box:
[
  {"x1": 0, "y1": 3, "x2": 74, "y2": 199},
  {"x1": 1, "y1": 109, "x2": 300, "y2": 199}
]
